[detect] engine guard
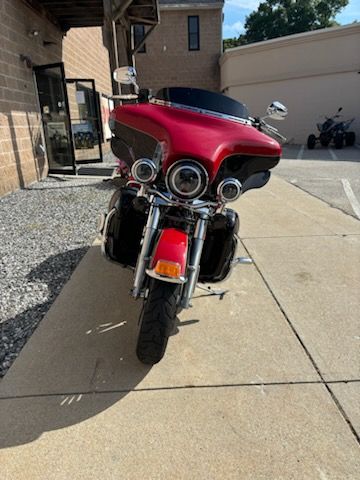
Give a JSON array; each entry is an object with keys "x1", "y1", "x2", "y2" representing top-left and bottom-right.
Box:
[{"x1": 146, "y1": 228, "x2": 189, "y2": 284}]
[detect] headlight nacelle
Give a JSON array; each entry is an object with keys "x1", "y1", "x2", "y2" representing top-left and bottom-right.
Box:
[
  {"x1": 166, "y1": 160, "x2": 208, "y2": 201},
  {"x1": 131, "y1": 158, "x2": 158, "y2": 184},
  {"x1": 217, "y1": 178, "x2": 242, "y2": 203}
]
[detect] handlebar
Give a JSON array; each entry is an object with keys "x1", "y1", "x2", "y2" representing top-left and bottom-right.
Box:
[
  {"x1": 262, "y1": 122, "x2": 287, "y2": 142},
  {"x1": 250, "y1": 116, "x2": 287, "y2": 143}
]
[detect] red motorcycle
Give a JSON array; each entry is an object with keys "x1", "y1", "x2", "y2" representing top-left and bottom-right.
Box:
[{"x1": 100, "y1": 67, "x2": 287, "y2": 364}]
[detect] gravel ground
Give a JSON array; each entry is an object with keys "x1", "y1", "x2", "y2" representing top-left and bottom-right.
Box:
[{"x1": 0, "y1": 176, "x2": 116, "y2": 377}]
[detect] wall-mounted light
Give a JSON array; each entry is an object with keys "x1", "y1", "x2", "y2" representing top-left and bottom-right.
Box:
[{"x1": 28, "y1": 30, "x2": 40, "y2": 38}]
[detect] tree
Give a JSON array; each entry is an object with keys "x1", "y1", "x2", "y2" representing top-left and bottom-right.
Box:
[
  {"x1": 223, "y1": 37, "x2": 246, "y2": 50},
  {"x1": 223, "y1": 0, "x2": 349, "y2": 49}
]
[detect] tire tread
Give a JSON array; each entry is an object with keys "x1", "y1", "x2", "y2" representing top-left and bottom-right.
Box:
[{"x1": 136, "y1": 280, "x2": 179, "y2": 364}]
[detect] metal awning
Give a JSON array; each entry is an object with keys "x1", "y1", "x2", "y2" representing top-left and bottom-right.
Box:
[
  {"x1": 22, "y1": 0, "x2": 159, "y2": 31},
  {"x1": 23, "y1": 0, "x2": 159, "y2": 94}
]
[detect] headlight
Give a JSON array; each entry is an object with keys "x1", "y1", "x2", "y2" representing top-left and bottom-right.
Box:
[
  {"x1": 131, "y1": 158, "x2": 157, "y2": 184},
  {"x1": 217, "y1": 178, "x2": 242, "y2": 202},
  {"x1": 166, "y1": 160, "x2": 208, "y2": 200}
]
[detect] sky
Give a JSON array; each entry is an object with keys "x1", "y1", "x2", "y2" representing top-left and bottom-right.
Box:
[{"x1": 223, "y1": 0, "x2": 360, "y2": 38}]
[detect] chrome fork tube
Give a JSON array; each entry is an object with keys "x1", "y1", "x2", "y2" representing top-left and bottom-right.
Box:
[
  {"x1": 181, "y1": 213, "x2": 208, "y2": 309},
  {"x1": 132, "y1": 202, "x2": 160, "y2": 298}
]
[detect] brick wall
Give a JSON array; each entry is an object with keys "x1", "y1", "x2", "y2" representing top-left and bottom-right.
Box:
[
  {"x1": 135, "y1": 7, "x2": 222, "y2": 94},
  {"x1": 62, "y1": 27, "x2": 112, "y2": 94},
  {"x1": 0, "y1": 1, "x2": 113, "y2": 197},
  {"x1": 0, "y1": 0, "x2": 62, "y2": 196}
]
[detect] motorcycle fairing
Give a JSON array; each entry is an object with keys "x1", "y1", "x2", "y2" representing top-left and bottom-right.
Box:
[
  {"x1": 111, "y1": 103, "x2": 281, "y2": 183},
  {"x1": 149, "y1": 228, "x2": 189, "y2": 280}
]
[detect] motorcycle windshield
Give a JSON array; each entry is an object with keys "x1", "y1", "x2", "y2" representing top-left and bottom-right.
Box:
[{"x1": 155, "y1": 87, "x2": 249, "y2": 120}]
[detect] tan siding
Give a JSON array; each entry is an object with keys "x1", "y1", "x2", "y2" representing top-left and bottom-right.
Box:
[{"x1": 220, "y1": 24, "x2": 360, "y2": 144}]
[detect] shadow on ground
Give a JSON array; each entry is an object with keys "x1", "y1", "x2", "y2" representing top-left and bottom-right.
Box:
[{"x1": 0, "y1": 247, "x2": 154, "y2": 448}]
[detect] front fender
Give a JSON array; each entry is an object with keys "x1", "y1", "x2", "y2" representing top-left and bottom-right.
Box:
[{"x1": 146, "y1": 228, "x2": 188, "y2": 283}]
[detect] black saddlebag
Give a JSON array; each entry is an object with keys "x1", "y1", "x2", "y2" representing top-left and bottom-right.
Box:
[
  {"x1": 199, "y1": 209, "x2": 239, "y2": 283},
  {"x1": 103, "y1": 187, "x2": 146, "y2": 268}
]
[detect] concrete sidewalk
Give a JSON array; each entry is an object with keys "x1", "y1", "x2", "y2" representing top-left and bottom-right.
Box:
[{"x1": 0, "y1": 176, "x2": 359, "y2": 479}]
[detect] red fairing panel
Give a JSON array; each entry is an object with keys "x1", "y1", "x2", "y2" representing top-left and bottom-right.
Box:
[
  {"x1": 112, "y1": 103, "x2": 281, "y2": 182},
  {"x1": 151, "y1": 228, "x2": 188, "y2": 276}
]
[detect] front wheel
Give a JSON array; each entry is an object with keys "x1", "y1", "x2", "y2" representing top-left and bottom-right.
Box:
[
  {"x1": 307, "y1": 134, "x2": 316, "y2": 149},
  {"x1": 136, "y1": 279, "x2": 180, "y2": 365}
]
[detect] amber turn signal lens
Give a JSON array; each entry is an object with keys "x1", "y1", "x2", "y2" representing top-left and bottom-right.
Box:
[{"x1": 154, "y1": 260, "x2": 181, "y2": 278}]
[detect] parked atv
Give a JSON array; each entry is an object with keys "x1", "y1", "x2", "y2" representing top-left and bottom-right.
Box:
[{"x1": 307, "y1": 107, "x2": 356, "y2": 150}]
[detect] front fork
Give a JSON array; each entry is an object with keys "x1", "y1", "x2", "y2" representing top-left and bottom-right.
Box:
[
  {"x1": 180, "y1": 213, "x2": 208, "y2": 309},
  {"x1": 132, "y1": 201, "x2": 160, "y2": 298},
  {"x1": 131, "y1": 200, "x2": 208, "y2": 309}
]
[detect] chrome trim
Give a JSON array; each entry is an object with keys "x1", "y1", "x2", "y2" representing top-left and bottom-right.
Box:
[
  {"x1": 151, "y1": 98, "x2": 252, "y2": 126},
  {"x1": 232, "y1": 257, "x2": 253, "y2": 265},
  {"x1": 260, "y1": 121, "x2": 287, "y2": 143},
  {"x1": 266, "y1": 101, "x2": 288, "y2": 120},
  {"x1": 131, "y1": 158, "x2": 158, "y2": 184},
  {"x1": 165, "y1": 159, "x2": 209, "y2": 201},
  {"x1": 146, "y1": 268, "x2": 187, "y2": 284},
  {"x1": 98, "y1": 212, "x2": 106, "y2": 235},
  {"x1": 148, "y1": 188, "x2": 218, "y2": 210},
  {"x1": 217, "y1": 178, "x2": 242, "y2": 203},
  {"x1": 126, "y1": 180, "x2": 140, "y2": 188},
  {"x1": 101, "y1": 208, "x2": 116, "y2": 259},
  {"x1": 132, "y1": 202, "x2": 161, "y2": 298},
  {"x1": 180, "y1": 212, "x2": 209, "y2": 309}
]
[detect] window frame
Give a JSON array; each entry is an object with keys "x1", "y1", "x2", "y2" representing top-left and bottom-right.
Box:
[
  {"x1": 188, "y1": 15, "x2": 200, "y2": 51},
  {"x1": 134, "y1": 24, "x2": 146, "y2": 53}
]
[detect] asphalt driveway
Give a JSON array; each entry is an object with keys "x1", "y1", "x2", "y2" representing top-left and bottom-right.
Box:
[{"x1": 277, "y1": 145, "x2": 360, "y2": 219}]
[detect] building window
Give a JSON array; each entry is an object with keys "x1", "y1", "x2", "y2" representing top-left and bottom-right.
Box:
[
  {"x1": 134, "y1": 24, "x2": 146, "y2": 53},
  {"x1": 188, "y1": 16, "x2": 200, "y2": 51}
]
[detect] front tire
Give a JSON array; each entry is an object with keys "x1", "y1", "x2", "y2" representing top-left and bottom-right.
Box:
[
  {"x1": 307, "y1": 134, "x2": 316, "y2": 149},
  {"x1": 136, "y1": 279, "x2": 180, "y2": 365}
]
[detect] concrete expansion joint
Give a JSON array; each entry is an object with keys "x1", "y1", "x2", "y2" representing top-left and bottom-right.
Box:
[
  {"x1": 1, "y1": 378, "x2": 359, "y2": 402},
  {"x1": 289, "y1": 181, "x2": 360, "y2": 223},
  {"x1": 241, "y1": 233, "x2": 359, "y2": 240},
  {"x1": 240, "y1": 239, "x2": 360, "y2": 446}
]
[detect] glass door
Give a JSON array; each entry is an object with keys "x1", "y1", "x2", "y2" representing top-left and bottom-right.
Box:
[
  {"x1": 33, "y1": 63, "x2": 76, "y2": 174},
  {"x1": 66, "y1": 79, "x2": 103, "y2": 164}
]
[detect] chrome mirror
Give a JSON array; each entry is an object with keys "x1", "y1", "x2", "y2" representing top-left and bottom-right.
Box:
[
  {"x1": 113, "y1": 66, "x2": 137, "y2": 86},
  {"x1": 266, "y1": 101, "x2": 288, "y2": 121}
]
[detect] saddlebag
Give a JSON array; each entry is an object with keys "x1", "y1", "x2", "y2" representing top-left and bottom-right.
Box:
[
  {"x1": 103, "y1": 187, "x2": 147, "y2": 268},
  {"x1": 199, "y1": 209, "x2": 239, "y2": 283}
]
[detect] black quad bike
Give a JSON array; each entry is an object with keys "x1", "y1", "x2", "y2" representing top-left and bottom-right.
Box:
[{"x1": 307, "y1": 107, "x2": 356, "y2": 150}]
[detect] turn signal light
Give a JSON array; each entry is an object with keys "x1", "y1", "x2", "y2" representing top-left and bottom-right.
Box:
[{"x1": 154, "y1": 260, "x2": 181, "y2": 278}]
